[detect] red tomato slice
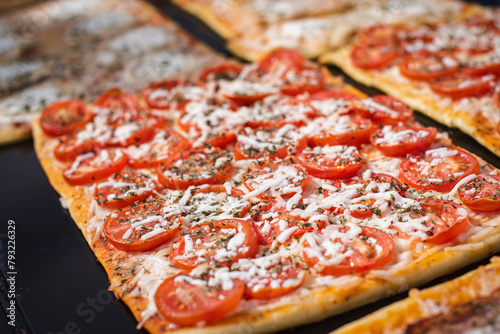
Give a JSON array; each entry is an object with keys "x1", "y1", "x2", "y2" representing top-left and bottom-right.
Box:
[
  {"x1": 177, "y1": 186, "x2": 251, "y2": 223},
  {"x1": 234, "y1": 125, "x2": 306, "y2": 161},
  {"x1": 223, "y1": 91, "x2": 273, "y2": 107},
  {"x1": 370, "y1": 124, "x2": 437, "y2": 157},
  {"x1": 307, "y1": 114, "x2": 373, "y2": 148},
  {"x1": 127, "y1": 130, "x2": 191, "y2": 169},
  {"x1": 303, "y1": 90, "x2": 359, "y2": 117},
  {"x1": 40, "y1": 100, "x2": 91, "y2": 137},
  {"x1": 351, "y1": 43, "x2": 399, "y2": 69},
  {"x1": 325, "y1": 173, "x2": 406, "y2": 219},
  {"x1": 458, "y1": 174, "x2": 500, "y2": 212},
  {"x1": 93, "y1": 88, "x2": 140, "y2": 112},
  {"x1": 429, "y1": 73, "x2": 494, "y2": 99},
  {"x1": 157, "y1": 148, "x2": 233, "y2": 190},
  {"x1": 245, "y1": 98, "x2": 316, "y2": 129},
  {"x1": 257, "y1": 48, "x2": 305, "y2": 73},
  {"x1": 177, "y1": 101, "x2": 243, "y2": 148},
  {"x1": 354, "y1": 95, "x2": 413, "y2": 125},
  {"x1": 310, "y1": 90, "x2": 360, "y2": 102},
  {"x1": 399, "y1": 51, "x2": 459, "y2": 81},
  {"x1": 242, "y1": 160, "x2": 310, "y2": 200},
  {"x1": 107, "y1": 114, "x2": 166, "y2": 148},
  {"x1": 252, "y1": 213, "x2": 327, "y2": 245},
  {"x1": 63, "y1": 148, "x2": 128, "y2": 185},
  {"x1": 358, "y1": 24, "x2": 399, "y2": 45},
  {"x1": 280, "y1": 65, "x2": 325, "y2": 96},
  {"x1": 297, "y1": 145, "x2": 364, "y2": 180},
  {"x1": 170, "y1": 219, "x2": 259, "y2": 270},
  {"x1": 302, "y1": 224, "x2": 395, "y2": 276},
  {"x1": 197, "y1": 63, "x2": 243, "y2": 86},
  {"x1": 205, "y1": 132, "x2": 238, "y2": 149},
  {"x1": 399, "y1": 147, "x2": 480, "y2": 193},
  {"x1": 94, "y1": 172, "x2": 157, "y2": 209},
  {"x1": 54, "y1": 135, "x2": 103, "y2": 162},
  {"x1": 142, "y1": 79, "x2": 202, "y2": 110},
  {"x1": 155, "y1": 274, "x2": 244, "y2": 326},
  {"x1": 103, "y1": 200, "x2": 182, "y2": 252},
  {"x1": 244, "y1": 257, "x2": 305, "y2": 299},
  {"x1": 393, "y1": 198, "x2": 469, "y2": 245}
]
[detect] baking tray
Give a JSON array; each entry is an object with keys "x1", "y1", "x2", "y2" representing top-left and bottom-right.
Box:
[{"x1": 1, "y1": 1, "x2": 500, "y2": 333}]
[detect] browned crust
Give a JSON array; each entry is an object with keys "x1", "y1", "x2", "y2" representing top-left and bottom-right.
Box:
[
  {"x1": 172, "y1": 0, "x2": 241, "y2": 39},
  {"x1": 33, "y1": 68, "x2": 500, "y2": 333},
  {"x1": 331, "y1": 257, "x2": 500, "y2": 334},
  {"x1": 319, "y1": 46, "x2": 500, "y2": 158}
]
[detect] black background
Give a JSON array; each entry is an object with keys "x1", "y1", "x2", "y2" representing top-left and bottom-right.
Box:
[{"x1": 1, "y1": 1, "x2": 500, "y2": 333}]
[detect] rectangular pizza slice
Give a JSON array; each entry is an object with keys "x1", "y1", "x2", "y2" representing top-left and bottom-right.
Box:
[
  {"x1": 171, "y1": 0, "x2": 357, "y2": 39},
  {"x1": 33, "y1": 48, "x2": 500, "y2": 333},
  {"x1": 331, "y1": 256, "x2": 500, "y2": 333},
  {"x1": 227, "y1": 0, "x2": 467, "y2": 61},
  {"x1": 320, "y1": 5, "x2": 500, "y2": 159}
]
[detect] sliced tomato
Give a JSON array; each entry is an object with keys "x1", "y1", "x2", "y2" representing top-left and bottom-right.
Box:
[
  {"x1": 280, "y1": 65, "x2": 325, "y2": 96},
  {"x1": 127, "y1": 130, "x2": 191, "y2": 169},
  {"x1": 103, "y1": 200, "x2": 182, "y2": 252},
  {"x1": 197, "y1": 63, "x2": 243, "y2": 86},
  {"x1": 142, "y1": 79, "x2": 201, "y2": 110},
  {"x1": 54, "y1": 135, "x2": 103, "y2": 162},
  {"x1": 257, "y1": 48, "x2": 305, "y2": 73},
  {"x1": 370, "y1": 124, "x2": 437, "y2": 157},
  {"x1": 93, "y1": 88, "x2": 140, "y2": 112},
  {"x1": 458, "y1": 174, "x2": 500, "y2": 212},
  {"x1": 302, "y1": 224, "x2": 395, "y2": 276},
  {"x1": 40, "y1": 100, "x2": 91, "y2": 137},
  {"x1": 354, "y1": 95, "x2": 413, "y2": 125},
  {"x1": 94, "y1": 172, "x2": 157, "y2": 209},
  {"x1": 223, "y1": 91, "x2": 273, "y2": 108},
  {"x1": 110, "y1": 126, "x2": 156, "y2": 148},
  {"x1": 463, "y1": 60, "x2": 500, "y2": 77},
  {"x1": 177, "y1": 101, "x2": 242, "y2": 147},
  {"x1": 350, "y1": 43, "x2": 399, "y2": 69},
  {"x1": 307, "y1": 114, "x2": 373, "y2": 148},
  {"x1": 242, "y1": 160, "x2": 310, "y2": 200},
  {"x1": 179, "y1": 186, "x2": 251, "y2": 223},
  {"x1": 157, "y1": 147, "x2": 233, "y2": 190},
  {"x1": 325, "y1": 173, "x2": 406, "y2": 219},
  {"x1": 297, "y1": 145, "x2": 364, "y2": 180},
  {"x1": 358, "y1": 24, "x2": 399, "y2": 45},
  {"x1": 399, "y1": 147, "x2": 480, "y2": 193},
  {"x1": 310, "y1": 90, "x2": 360, "y2": 102},
  {"x1": 429, "y1": 73, "x2": 494, "y2": 99},
  {"x1": 244, "y1": 257, "x2": 305, "y2": 299},
  {"x1": 63, "y1": 148, "x2": 128, "y2": 186},
  {"x1": 234, "y1": 126, "x2": 305, "y2": 161},
  {"x1": 155, "y1": 274, "x2": 244, "y2": 326},
  {"x1": 107, "y1": 114, "x2": 166, "y2": 148},
  {"x1": 398, "y1": 25, "x2": 435, "y2": 47},
  {"x1": 393, "y1": 198, "x2": 469, "y2": 245},
  {"x1": 205, "y1": 132, "x2": 238, "y2": 149},
  {"x1": 170, "y1": 219, "x2": 258, "y2": 270},
  {"x1": 399, "y1": 51, "x2": 459, "y2": 81},
  {"x1": 252, "y1": 213, "x2": 326, "y2": 245}
]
